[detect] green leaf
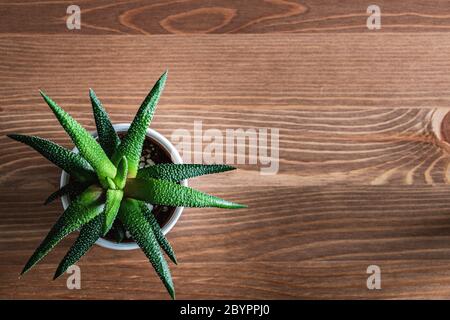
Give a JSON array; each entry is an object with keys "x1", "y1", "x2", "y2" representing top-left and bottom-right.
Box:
[
  {"x1": 40, "y1": 90, "x2": 117, "y2": 179},
  {"x1": 137, "y1": 164, "x2": 236, "y2": 182},
  {"x1": 102, "y1": 189, "x2": 123, "y2": 236},
  {"x1": 44, "y1": 181, "x2": 91, "y2": 205},
  {"x1": 138, "y1": 201, "x2": 177, "y2": 264},
  {"x1": 114, "y1": 156, "x2": 128, "y2": 190},
  {"x1": 53, "y1": 213, "x2": 103, "y2": 280},
  {"x1": 111, "y1": 71, "x2": 167, "y2": 178},
  {"x1": 21, "y1": 185, "x2": 104, "y2": 276},
  {"x1": 119, "y1": 198, "x2": 175, "y2": 299},
  {"x1": 106, "y1": 176, "x2": 117, "y2": 190},
  {"x1": 7, "y1": 134, "x2": 94, "y2": 182},
  {"x1": 89, "y1": 89, "x2": 120, "y2": 157},
  {"x1": 125, "y1": 178, "x2": 246, "y2": 209}
]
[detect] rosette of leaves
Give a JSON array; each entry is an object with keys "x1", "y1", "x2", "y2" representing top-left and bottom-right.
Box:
[{"x1": 8, "y1": 71, "x2": 245, "y2": 299}]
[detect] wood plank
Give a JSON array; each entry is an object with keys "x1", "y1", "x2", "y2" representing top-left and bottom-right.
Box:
[
  {"x1": 2, "y1": 260, "x2": 450, "y2": 299},
  {"x1": 1, "y1": 1, "x2": 450, "y2": 35},
  {"x1": 1, "y1": 34, "x2": 450, "y2": 109},
  {"x1": 1, "y1": 106, "x2": 449, "y2": 187},
  {"x1": 5, "y1": 185, "x2": 450, "y2": 262}
]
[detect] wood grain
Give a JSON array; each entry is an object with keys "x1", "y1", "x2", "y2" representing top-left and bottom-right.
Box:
[
  {"x1": 2, "y1": 34, "x2": 450, "y2": 109},
  {"x1": 2, "y1": 106, "x2": 449, "y2": 187},
  {"x1": 2, "y1": 29, "x2": 450, "y2": 298},
  {"x1": 2, "y1": 1, "x2": 450, "y2": 34},
  {"x1": 4, "y1": 260, "x2": 450, "y2": 299}
]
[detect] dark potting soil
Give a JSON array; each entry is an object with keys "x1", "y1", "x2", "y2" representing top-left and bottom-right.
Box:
[{"x1": 69, "y1": 132, "x2": 176, "y2": 243}]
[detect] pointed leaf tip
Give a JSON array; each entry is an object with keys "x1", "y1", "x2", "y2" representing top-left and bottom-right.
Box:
[
  {"x1": 40, "y1": 91, "x2": 117, "y2": 179},
  {"x1": 7, "y1": 134, "x2": 94, "y2": 182},
  {"x1": 39, "y1": 90, "x2": 52, "y2": 103},
  {"x1": 137, "y1": 164, "x2": 236, "y2": 182},
  {"x1": 54, "y1": 213, "x2": 103, "y2": 280},
  {"x1": 125, "y1": 177, "x2": 247, "y2": 209},
  {"x1": 169, "y1": 286, "x2": 175, "y2": 300},
  {"x1": 90, "y1": 88, "x2": 120, "y2": 158},
  {"x1": 111, "y1": 71, "x2": 168, "y2": 177},
  {"x1": 21, "y1": 186, "x2": 104, "y2": 276},
  {"x1": 114, "y1": 156, "x2": 128, "y2": 190},
  {"x1": 139, "y1": 201, "x2": 177, "y2": 264},
  {"x1": 102, "y1": 189, "x2": 123, "y2": 236},
  {"x1": 89, "y1": 88, "x2": 98, "y2": 100},
  {"x1": 119, "y1": 199, "x2": 174, "y2": 299}
]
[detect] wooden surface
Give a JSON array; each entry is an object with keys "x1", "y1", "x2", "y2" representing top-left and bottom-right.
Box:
[
  {"x1": 2, "y1": 0, "x2": 450, "y2": 34},
  {"x1": 2, "y1": 1, "x2": 450, "y2": 299}
]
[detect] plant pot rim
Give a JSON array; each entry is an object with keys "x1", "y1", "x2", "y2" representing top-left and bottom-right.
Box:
[{"x1": 60, "y1": 123, "x2": 187, "y2": 251}]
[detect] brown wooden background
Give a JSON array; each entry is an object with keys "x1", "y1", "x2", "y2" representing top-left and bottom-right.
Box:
[{"x1": 3, "y1": 0, "x2": 450, "y2": 299}]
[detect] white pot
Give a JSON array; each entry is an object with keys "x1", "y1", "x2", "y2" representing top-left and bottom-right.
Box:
[{"x1": 60, "y1": 123, "x2": 187, "y2": 250}]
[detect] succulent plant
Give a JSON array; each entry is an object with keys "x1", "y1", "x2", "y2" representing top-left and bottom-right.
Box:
[{"x1": 8, "y1": 71, "x2": 245, "y2": 299}]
